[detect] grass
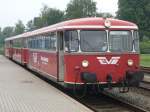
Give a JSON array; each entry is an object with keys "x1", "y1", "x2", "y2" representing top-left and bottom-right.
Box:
[{"x1": 140, "y1": 54, "x2": 150, "y2": 67}]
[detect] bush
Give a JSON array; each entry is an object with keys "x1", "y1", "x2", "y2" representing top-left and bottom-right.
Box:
[{"x1": 140, "y1": 40, "x2": 150, "y2": 54}]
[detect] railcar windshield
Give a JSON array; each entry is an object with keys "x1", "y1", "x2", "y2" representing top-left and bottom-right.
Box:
[
  {"x1": 80, "y1": 31, "x2": 107, "y2": 52},
  {"x1": 65, "y1": 30, "x2": 139, "y2": 53},
  {"x1": 109, "y1": 31, "x2": 132, "y2": 52}
]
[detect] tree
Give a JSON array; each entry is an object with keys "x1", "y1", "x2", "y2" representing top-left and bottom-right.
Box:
[
  {"x1": 0, "y1": 28, "x2": 1, "y2": 34},
  {"x1": 65, "y1": 0, "x2": 97, "y2": 19},
  {"x1": 0, "y1": 26, "x2": 14, "y2": 46},
  {"x1": 33, "y1": 17, "x2": 44, "y2": 29},
  {"x1": 96, "y1": 12, "x2": 113, "y2": 18},
  {"x1": 26, "y1": 5, "x2": 64, "y2": 31},
  {"x1": 0, "y1": 28, "x2": 3, "y2": 45},
  {"x1": 40, "y1": 5, "x2": 64, "y2": 26},
  {"x1": 26, "y1": 20, "x2": 35, "y2": 31},
  {"x1": 26, "y1": 17, "x2": 44, "y2": 31},
  {"x1": 14, "y1": 20, "x2": 25, "y2": 35},
  {"x1": 117, "y1": 0, "x2": 150, "y2": 40},
  {"x1": 2, "y1": 26, "x2": 14, "y2": 38}
]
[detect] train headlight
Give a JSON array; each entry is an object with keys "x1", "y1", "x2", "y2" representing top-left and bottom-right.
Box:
[
  {"x1": 128, "y1": 59, "x2": 134, "y2": 66},
  {"x1": 82, "y1": 60, "x2": 89, "y2": 68}
]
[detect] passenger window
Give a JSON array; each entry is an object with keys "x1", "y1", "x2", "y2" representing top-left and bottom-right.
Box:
[
  {"x1": 35, "y1": 37, "x2": 38, "y2": 49},
  {"x1": 51, "y1": 36, "x2": 56, "y2": 50},
  {"x1": 65, "y1": 30, "x2": 79, "y2": 52},
  {"x1": 33, "y1": 39, "x2": 36, "y2": 49},
  {"x1": 41, "y1": 36, "x2": 45, "y2": 49},
  {"x1": 27, "y1": 33, "x2": 57, "y2": 51},
  {"x1": 45, "y1": 36, "x2": 51, "y2": 50}
]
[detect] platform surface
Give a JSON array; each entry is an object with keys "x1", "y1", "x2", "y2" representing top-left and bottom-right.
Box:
[{"x1": 0, "y1": 55, "x2": 92, "y2": 112}]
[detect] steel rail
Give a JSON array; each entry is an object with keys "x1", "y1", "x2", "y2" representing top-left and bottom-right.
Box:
[
  {"x1": 140, "y1": 66, "x2": 150, "y2": 74},
  {"x1": 139, "y1": 81, "x2": 150, "y2": 91},
  {"x1": 101, "y1": 90, "x2": 149, "y2": 112}
]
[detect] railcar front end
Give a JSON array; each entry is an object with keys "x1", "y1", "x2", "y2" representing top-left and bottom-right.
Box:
[{"x1": 62, "y1": 24, "x2": 143, "y2": 91}]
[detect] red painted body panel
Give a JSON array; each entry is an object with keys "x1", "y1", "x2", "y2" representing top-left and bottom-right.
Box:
[
  {"x1": 8, "y1": 48, "x2": 29, "y2": 65},
  {"x1": 28, "y1": 50, "x2": 58, "y2": 79},
  {"x1": 5, "y1": 48, "x2": 10, "y2": 57},
  {"x1": 21, "y1": 48, "x2": 29, "y2": 64},
  {"x1": 12, "y1": 48, "x2": 22, "y2": 63},
  {"x1": 64, "y1": 18, "x2": 136, "y2": 28},
  {"x1": 5, "y1": 48, "x2": 13, "y2": 58},
  {"x1": 64, "y1": 53, "x2": 140, "y2": 83}
]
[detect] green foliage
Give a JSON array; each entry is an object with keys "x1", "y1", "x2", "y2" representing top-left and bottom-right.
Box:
[
  {"x1": 26, "y1": 20, "x2": 35, "y2": 31},
  {"x1": 117, "y1": 0, "x2": 150, "y2": 40},
  {"x1": 33, "y1": 17, "x2": 43, "y2": 29},
  {"x1": 0, "y1": 28, "x2": 2, "y2": 44},
  {"x1": 140, "y1": 54, "x2": 150, "y2": 67},
  {"x1": 14, "y1": 20, "x2": 25, "y2": 35},
  {"x1": 2, "y1": 26, "x2": 14, "y2": 38},
  {"x1": 40, "y1": 5, "x2": 64, "y2": 26},
  {"x1": 140, "y1": 40, "x2": 150, "y2": 54},
  {"x1": 65, "y1": 0, "x2": 97, "y2": 19},
  {"x1": 0, "y1": 26, "x2": 15, "y2": 51},
  {"x1": 96, "y1": 12, "x2": 113, "y2": 18},
  {"x1": 26, "y1": 5, "x2": 64, "y2": 31}
]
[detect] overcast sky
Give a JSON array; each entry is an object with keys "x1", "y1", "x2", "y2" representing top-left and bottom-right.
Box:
[{"x1": 0, "y1": 0, "x2": 118, "y2": 28}]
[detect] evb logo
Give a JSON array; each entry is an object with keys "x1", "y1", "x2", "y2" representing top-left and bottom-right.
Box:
[{"x1": 97, "y1": 57, "x2": 120, "y2": 64}]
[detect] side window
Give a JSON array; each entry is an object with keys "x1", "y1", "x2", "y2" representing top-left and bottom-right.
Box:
[
  {"x1": 45, "y1": 36, "x2": 51, "y2": 50},
  {"x1": 36, "y1": 38, "x2": 38, "y2": 49},
  {"x1": 27, "y1": 33, "x2": 57, "y2": 51},
  {"x1": 28, "y1": 38, "x2": 31, "y2": 48},
  {"x1": 33, "y1": 38, "x2": 36, "y2": 49},
  {"x1": 12, "y1": 39, "x2": 22, "y2": 48},
  {"x1": 39, "y1": 36, "x2": 42, "y2": 49},
  {"x1": 51, "y1": 33, "x2": 57, "y2": 51},
  {"x1": 31, "y1": 38, "x2": 34, "y2": 49},
  {"x1": 23, "y1": 39, "x2": 27, "y2": 48},
  {"x1": 65, "y1": 30, "x2": 79, "y2": 52},
  {"x1": 42, "y1": 36, "x2": 45, "y2": 49}
]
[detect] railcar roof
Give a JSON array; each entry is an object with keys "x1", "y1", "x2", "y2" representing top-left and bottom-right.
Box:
[{"x1": 5, "y1": 17, "x2": 138, "y2": 41}]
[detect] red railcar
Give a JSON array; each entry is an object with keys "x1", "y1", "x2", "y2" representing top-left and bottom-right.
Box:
[{"x1": 5, "y1": 18, "x2": 144, "y2": 92}]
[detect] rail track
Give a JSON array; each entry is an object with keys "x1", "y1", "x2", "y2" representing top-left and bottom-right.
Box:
[
  {"x1": 70, "y1": 68, "x2": 150, "y2": 112},
  {"x1": 141, "y1": 66, "x2": 150, "y2": 74},
  {"x1": 140, "y1": 66, "x2": 150, "y2": 90},
  {"x1": 139, "y1": 81, "x2": 150, "y2": 91},
  {"x1": 77, "y1": 90, "x2": 148, "y2": 112}
]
